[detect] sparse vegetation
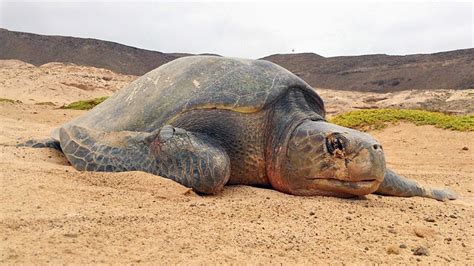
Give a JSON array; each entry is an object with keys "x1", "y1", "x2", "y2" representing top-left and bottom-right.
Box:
[
  {"x1": 35, "y1": 101, "x2": 56, "y2": 106},
  {"x1": 62, "y1": 96, "x2": 108, "y2": 110},
  {"x1": 330, "y1": 109, "x2": 474, "y2": 132},
  {"x1": 0, "y1": 98, "x2": 22, "y2": 104}
]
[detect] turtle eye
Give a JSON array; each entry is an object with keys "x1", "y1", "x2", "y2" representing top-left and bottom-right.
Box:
[{"x1": 325, "y1": 133, "x2": 346, "y2": 155}]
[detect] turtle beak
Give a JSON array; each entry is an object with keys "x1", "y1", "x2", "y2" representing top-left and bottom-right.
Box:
[{"x1": 343, "y1": 135, "x2": 385, "y2": 184}]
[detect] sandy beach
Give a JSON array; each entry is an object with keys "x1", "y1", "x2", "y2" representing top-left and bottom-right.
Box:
[{"x1": 0, "y1": 60, "x2": 472, "y2": 263}]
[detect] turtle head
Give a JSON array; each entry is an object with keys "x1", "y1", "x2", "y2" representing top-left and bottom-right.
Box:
[{"x1": 270, "y1": 120, "x2": 386, "y2": 197}]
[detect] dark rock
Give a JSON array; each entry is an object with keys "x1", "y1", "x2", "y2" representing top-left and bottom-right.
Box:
[
  {"x1": 63, "y1": 233, "x2": 78, "y2": 238},
  {"x1": 413, "y1": 247, "x2": 429, "y2": 256},
  {"x1": 424, "y1": 217, "x2": 435, "y2": 222}
]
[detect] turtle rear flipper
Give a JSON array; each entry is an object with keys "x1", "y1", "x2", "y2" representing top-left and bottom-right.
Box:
[
  {"x1": 19, "y1": 138, "x2": 61, "y2": 151},
  {"x1": 59, "y1": 125, "x2": 230, "y2": 194},
  {"x1": 375, "y1": 168, "x2": 457, "y2": 201}
]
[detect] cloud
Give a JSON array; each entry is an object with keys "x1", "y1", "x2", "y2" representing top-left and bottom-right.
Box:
[{"x1": 1, "y1": 1, "x2": 472, "y2": 58}]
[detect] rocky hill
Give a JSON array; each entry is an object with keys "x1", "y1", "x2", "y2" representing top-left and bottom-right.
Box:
[
  {"x1": 1, "y1": 28, "x2": 473, "y2": 92},
  {"x1": 262, "y1": 49, "x2": 474, "y2": 92},
  {"x1": 0, "y1": 28, "x2": 188, "y2": 75}
]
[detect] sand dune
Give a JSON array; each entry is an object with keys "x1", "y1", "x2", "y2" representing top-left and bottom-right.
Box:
[
  {"x1": 0, "y1": 60, "x2": 135, "y2": 105},
  {"x1": 1, "y1": 60, "x2": 472, "y2": 115}
]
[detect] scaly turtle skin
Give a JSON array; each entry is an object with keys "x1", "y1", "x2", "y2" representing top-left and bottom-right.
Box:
[{"x1": 25, "y1": 56, "x2": 457, "y2": 200}]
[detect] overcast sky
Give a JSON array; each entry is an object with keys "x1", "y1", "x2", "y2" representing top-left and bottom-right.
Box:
[{"x1": 1, "y1": 0, "x2": 472, "y2": 58}]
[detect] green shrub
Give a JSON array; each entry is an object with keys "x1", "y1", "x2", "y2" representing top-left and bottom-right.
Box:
[
  {"x1": 62, "y1": 97, "x2": 108, "y2": 110},
  {"x1": 330, "y1": 109, "x2": 473, "y2": 132},
  {"x1": 0, "y1": 98, "x2": 22, "y2": 104},
  {"x1": 35, "y1": 102, "x2": 56, "y2": 106}
]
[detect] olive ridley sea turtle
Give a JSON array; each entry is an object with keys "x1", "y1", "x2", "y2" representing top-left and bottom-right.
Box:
[{"x1": 25, "y1": 56, "x2": 457, "y2": 201}]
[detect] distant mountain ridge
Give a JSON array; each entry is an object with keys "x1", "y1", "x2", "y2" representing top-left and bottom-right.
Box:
[
  {"x1": 1, "y1": 28, "x2": 473, "y2": 92},
  {"x1": 0, "y1": 28, "x2": 189, "y2": 75},
  {"x1": 262, "y1": 49, "x2": 474, "y2": 92}
]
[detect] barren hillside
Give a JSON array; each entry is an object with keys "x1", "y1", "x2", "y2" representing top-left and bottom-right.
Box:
[
  {"x1": 262, "y1": 49, "x2": 474, "y2": 92},
  {"x1": 0, "y1": 28, "x2": 187, "y2": 75},
  {"x1": 1, "y1": 28, "x2": 473, "y2": 92}
]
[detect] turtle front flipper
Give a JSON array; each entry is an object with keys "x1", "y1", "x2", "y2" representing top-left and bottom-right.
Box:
[
  {"x1": 59, "y1": 125, "x2": 230, "y2": 194},
  {"x1": 375, "y1": 168, "x2": 457, "y2": 201}
]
